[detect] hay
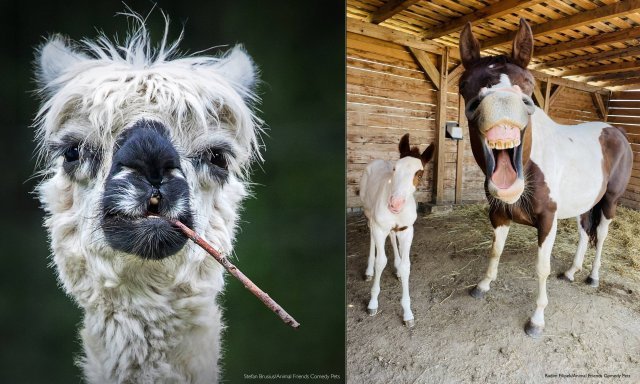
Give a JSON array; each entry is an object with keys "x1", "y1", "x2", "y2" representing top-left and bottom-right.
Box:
[{"x1": 428, "y1": 204, "x2": 640, "y2": 279}]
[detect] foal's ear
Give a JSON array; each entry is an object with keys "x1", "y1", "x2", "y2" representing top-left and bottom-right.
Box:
[
  {"x1": 512, "y1": 18, "x2": 534, "y2": 69},
  {"x1": 214, "y1": 45, "x2": 258, "y2": 94},
  {"x1": 421, "y1": 143, "x2": 435, "y2": 166},
  {"x1": 399, "y1": 133, "x2": 411, "y2": 157},
  {"x1": 459, "y1": 22, "x2": 481, "y2": 69},
  {"x1": 36, "y1": 35, "x2": 88, "y2": 87}
]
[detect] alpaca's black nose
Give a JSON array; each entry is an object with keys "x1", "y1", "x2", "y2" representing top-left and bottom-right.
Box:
[
  {"x1": 101, "y1": 120, "x2": 193, "y2": 260},
  {"x1": 111, "y1": 120, "x2": 182, "y2": 186}
]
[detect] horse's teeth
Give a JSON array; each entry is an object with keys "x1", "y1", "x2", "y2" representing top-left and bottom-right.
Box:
[
  {"x1": 488, "y1": 141, "x2": 496, "y2": 149},
  {"x1": 495, "y1": 140, "x2": 504, "y2": 150}
]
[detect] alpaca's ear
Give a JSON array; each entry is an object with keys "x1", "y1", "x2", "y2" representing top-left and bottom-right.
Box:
[
  {"x1": 215, "y1": 45, "x2": 257, "y2": 93},
  {"x1": 37, "y1": 35, "x2": 87, "y2": 86}
]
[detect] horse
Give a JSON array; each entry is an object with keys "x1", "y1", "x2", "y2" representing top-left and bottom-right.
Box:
[
  {"x1": 458, "y1": 18, "x2": 633, "y2": 337},
  {"x1": 360, "y1": 134, "x2": 434, "y2": 327}
]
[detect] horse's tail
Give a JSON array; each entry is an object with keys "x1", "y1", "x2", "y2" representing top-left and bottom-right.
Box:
[{"x1": 582, "y1": 201, "x2": 603, "y2": 247}]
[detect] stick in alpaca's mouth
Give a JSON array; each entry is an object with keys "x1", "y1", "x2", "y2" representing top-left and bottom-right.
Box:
[{"x1": 146, "y1": 213, "x2": 301, "y2": 329}]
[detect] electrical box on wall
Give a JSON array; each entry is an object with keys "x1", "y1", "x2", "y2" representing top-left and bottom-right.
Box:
[{"x1": 445, "y1": 121, "x2": 463, "y2": 140}]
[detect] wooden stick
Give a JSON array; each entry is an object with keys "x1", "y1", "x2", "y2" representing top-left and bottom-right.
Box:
[{"x1": 169, "y1": 218, "x2": 300, "y2": 329}]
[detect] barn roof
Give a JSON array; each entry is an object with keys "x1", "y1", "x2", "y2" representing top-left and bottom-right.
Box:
[{"x1": 347, "y1": 0, "x2": 640, "y2": 91}]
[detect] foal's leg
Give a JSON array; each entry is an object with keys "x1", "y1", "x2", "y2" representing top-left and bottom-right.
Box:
[
  {"x1": 396, "y1": 226, "x2": 414, "y2": 327},
  {"x1": 367, "y1": 226, "x2": 387, "y2": 316},
  {"x1": 390, "y1": 231, "x2": 402, "y2": 280},
  {"x1": 364, "y1": 227, "x2": 375, "y2": 281},
  {"x1": 586, "y1": 214, "x2": 612, "y2": 288},
  {"x1": 470, "y1": 224, "x2": 510, "y2": 299},
  {"x1": 559, "y1": 215, "x2": 589, "y2": 282},
  {"x1": 525, "y1": 215, "x2": 557, "y2": 338}
]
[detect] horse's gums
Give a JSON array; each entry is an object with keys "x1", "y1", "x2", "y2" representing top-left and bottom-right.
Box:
[{"x1": 164, "y1": 216, "x2": 301, "y2": 329}]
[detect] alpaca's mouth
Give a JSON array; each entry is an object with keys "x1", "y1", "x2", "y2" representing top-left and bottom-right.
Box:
[{"x1": 102, "y1": 210, "x2": 193, "y2": 260}]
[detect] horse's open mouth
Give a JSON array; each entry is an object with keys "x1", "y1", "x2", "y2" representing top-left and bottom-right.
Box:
[{"x1": 483, "y1": 124, "x2": 525, "y2": 203}]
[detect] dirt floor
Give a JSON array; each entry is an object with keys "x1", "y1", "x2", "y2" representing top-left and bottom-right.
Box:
[{"x1": 347, "y1": 205, "x2": 640, "y2": 384}]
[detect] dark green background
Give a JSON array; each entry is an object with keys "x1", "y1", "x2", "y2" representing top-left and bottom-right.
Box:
[{"x1": 0, "y1": 1, "x2": 345, "y2": 382}]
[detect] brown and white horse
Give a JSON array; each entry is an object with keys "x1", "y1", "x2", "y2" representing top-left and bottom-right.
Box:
[{"x1": 459, "y1": 18, "x2": 633, "y2": 337}]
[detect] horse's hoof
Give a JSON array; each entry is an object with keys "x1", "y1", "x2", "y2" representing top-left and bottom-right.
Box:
[
  {"x1": 469, "y1": 286, "x2": 486, "y2": 299},
  {"x1": 368, "y1": 308, "x2": 378, "y2": 316},
  {"x1": 524, "y1": 320, "x2": 544, "y2": 338},
  {"x1": 557, "y1": 272, "x2": 573, "y2": 282},
  {"x1": 364, "y1": 274, "x2": 372, "y2": 282},
  {"x1": 585, "y1": 276, "x2": 599, "y2": 288},
  {"x1": 404, "y1": 319, "x2": 415, "y2": 328}
]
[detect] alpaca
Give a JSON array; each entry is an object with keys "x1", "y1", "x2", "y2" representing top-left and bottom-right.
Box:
[
  {"x1": 33, "y1": 16, "x2": 261, "y2": 383},
  {"x1": 360, "y1": 134, "x2": 434, "y2": 327}
]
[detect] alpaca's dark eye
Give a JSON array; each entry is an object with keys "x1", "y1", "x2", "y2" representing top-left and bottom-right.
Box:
[
  {"x1": 207, "y1": 150, "x2": 227, "y2": 169},
  {"x1": 64, "y1": 146, "x2": 80, "y2": 162}
]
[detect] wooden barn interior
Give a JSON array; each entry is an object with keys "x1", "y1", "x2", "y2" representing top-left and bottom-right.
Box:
[{"x1": 347, "y1": 0, "x2": 640, "y2": 211}]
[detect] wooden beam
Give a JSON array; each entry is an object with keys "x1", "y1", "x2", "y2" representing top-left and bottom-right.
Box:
[
  {"x1": 608, "y1": 83, "x2": 640, "y2": 91},
  {"x1": 586, "y1": 70, "x2": 640, "y2": 83},
  {"x1": 409, "y1": 47, "x2": 441, "y2": 89},
  {"x1": 447, "y1": 64, "x2": 465, "y2": 88},
  {"x1": 434, "y1": 47, "x2": 449, "y2": 204},
  {"x1": 480, "y1": 0, "x2": 640, "y2": 50},
  {"x1": 455, "y1": 94, "x2": 465, "y2": 204},
  {"x1": 367, "y1": 0, "x2": 420, "y2": 24},
  {"x1": 533, "y1": 45, "x2": 640, "y2": 70},
  {"x1": 559, "y1": 60, "x2": 640, "y2": 76},
  {"x1": 548, "y1": 85, "x2": 565, "y2": 108},
  {"x1": 533, "y1": 82, "x2": 545, "y2": 109},
  {"x1": 535, "y1": 26, "x2": 640, "y2": 57},
  {"x1": 598, "y1": 77, "x2": 640, "y2": 87},
  {"x1": 593, "y1": 93, "x2": 608, "y2": 121},
  {"x1": 347, "y1": 18, "x2": 450, "y2": 57},
  {"x1": 544, "y1": 80, "x2": 552, "y2": 113},
  {"x1": 423, "y1": 0, "x2": 545, "y2": 40},
  {"x1": 530, "y1": 70, "x2": 609, "y2": 94}
]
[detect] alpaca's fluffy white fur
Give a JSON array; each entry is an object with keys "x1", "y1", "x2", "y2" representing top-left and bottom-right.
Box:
[{"x1": 34, "y1": 15, "x2": 261, "y2": 383}]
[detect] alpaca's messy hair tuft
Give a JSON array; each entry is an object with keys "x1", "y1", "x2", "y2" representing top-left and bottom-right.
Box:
[{"x1": 33, "y1": 8, "x2": 264, "y2": 180}]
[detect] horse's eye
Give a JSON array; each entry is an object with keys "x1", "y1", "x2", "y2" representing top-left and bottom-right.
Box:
[
  {"x1": 207, "y1": 150, "x2": 228, "y2": 169},
  {"x1": 64, "y1": 146, "x2": 80, "y2": 162},
  {"x1": 460, "y1": 80, "x2": 468, "y2": 90}
]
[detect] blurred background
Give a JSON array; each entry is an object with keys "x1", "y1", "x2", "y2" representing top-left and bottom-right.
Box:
[{"x1": 0, "y1": 1, "x2": 345, "y2": 382}]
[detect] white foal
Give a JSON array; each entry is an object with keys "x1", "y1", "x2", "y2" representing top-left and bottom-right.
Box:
[{"x1": 359, "y1": 134, "x2": 434, "y2": 327}]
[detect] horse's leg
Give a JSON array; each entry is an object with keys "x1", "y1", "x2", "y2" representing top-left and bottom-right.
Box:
[
  {"x1": 559, "y1": 215, "x2": 589, "y2": 282},
  {"x1": 367, "y1": 226, "x2": 387, "y2": 316},
  {"x1": 364, "y1": 226, "x2": 375, "y2": 281},
  {"x1": 390, "y1": 231, "x2": 401, "y2": 280},
  {"x1": 586, "y1": 213, "x2": 612, "y2": 288},
  {"x1": 470, "y1": 224, "x2": 510, "y2": 299},
  {"x1": 525, "y1": 214, "x2": 557, "y2": 338},
  {"x1": 396, "y1": 226, "x2": 414, "y2": 327}
]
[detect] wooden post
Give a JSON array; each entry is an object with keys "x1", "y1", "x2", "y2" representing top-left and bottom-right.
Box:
[
  {"x1": 544, "y1": 80, "x2": 552, "y2": 114},
  {"x1": 433, "y1": 47, "x2": 449, "y2": 204},
  {"x1": 455, "y1": 94, "x2": 465, "y2": 204}
]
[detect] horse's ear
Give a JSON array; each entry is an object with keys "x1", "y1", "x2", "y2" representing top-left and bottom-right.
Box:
[
  {"x1": 459, "y1": 22, "x2": 480, "y2": 69},
  {"x1": 421, "y1": 143, "x2": 435, "y2": 166},
  {"x1": 512, "y1": 18, "x2": 534, "y2": 68},
  {"x1": 214, "y1": 45, "x2": 258, "y2": 94},
  {"x1": 36, "y1": 35, "x2": 87, "y2": 87},
  {"x1": 399, "y1": 133, "x2": 411, "y2": 158}
]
